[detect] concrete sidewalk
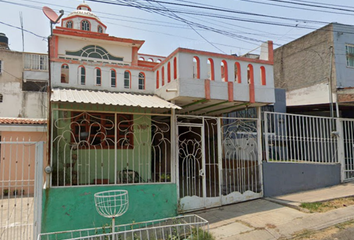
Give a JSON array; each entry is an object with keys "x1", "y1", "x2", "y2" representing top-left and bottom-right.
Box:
[{"x1": 195, "y1": 182, "x2": 354, "y2": 240}]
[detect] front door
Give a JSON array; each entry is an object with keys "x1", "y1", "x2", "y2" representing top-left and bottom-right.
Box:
[
  {"x1": 177, "y1": 117, "x2": 221, "y2": 211},
  {"x1": 178, "y1": 123, "x2": 205, "y2": 211}
]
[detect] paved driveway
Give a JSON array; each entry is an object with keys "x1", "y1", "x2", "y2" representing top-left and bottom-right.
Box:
[{"x1": 0, "y1": 197, "x2": 34, "y2": 240}]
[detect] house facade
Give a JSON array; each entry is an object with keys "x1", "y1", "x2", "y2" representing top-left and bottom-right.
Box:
[
  {"x1": 0, "y1": 33, "x2": 48, "y2": 119},
  {"x1": 274, "y1": 23, "x2": 354, "y2": 118},
  {"x1": 42, "y1": 3, "x2": 276, "y2": 233}
]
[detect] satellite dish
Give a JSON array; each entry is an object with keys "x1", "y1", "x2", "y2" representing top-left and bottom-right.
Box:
[{"x1": 43, "y1": 6, "x2": 60, "y2": 23}]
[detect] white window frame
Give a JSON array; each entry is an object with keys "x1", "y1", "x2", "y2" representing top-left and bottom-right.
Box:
[
  {"x1": 346, "y1": 44, "x2": 354, "y2": 67},
  {"x1": 81, "y1": 20, "x2": 90, "y2": 31}
]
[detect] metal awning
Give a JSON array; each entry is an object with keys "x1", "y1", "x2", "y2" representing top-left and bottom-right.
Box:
[{"x1": 51, "y1": 88, "x2": 181, "y2": 110}]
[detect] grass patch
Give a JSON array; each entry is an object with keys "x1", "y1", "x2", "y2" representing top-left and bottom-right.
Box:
[
  {"x1": 300, "y1": 197, "x2": 354, "y2": 213},
  {"x1": 299, "y1": 202, "x2": 324, "y2": 212}
]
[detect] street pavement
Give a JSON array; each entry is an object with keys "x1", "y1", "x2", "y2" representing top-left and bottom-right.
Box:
[{"x1": 195, "y1": 182, "x2": 354, "y2": 240}]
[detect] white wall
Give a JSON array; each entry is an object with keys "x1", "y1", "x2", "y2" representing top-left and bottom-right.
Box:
[
  {"x1": 155, "y1": 51, "x2": 275, "y2": 104},
  {"x1": 286, "y1": 82, "x2": 330, "y2": 106},
  {"x1": 0, "y1": 50, "x2": 47, "y2": 118},
  {"x1": 52, "y1": 62, "x2": 155, "y2": 94},
  {"x1": 58, "y1": 37, "x2": 132, "y2": 64}
]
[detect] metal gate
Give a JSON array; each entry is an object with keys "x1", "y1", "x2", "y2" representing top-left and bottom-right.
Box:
[
  {"x1": 341, "y1": 119, "x2": 354, "y2": 181},
  {"x1": 0, "y1": 140, "x2": 44, "y2": 240},
  {"x1": 177, "y1": 115, "x2": 262, "y2": 212}
]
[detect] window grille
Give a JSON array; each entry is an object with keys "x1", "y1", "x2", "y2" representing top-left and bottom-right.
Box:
[
  {"x1": 24, "y1": 54, "x2": 48, "y2": 70},
  {"x1": 51, "y1": 112, "x2": 171, "y2": 186}
]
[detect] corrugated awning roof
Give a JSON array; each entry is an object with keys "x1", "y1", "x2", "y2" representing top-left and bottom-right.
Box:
[
  {"x1": 0, "y1": 117, "x2": 47, "y2": 125},
  {"x1": 51, "y1": 88, "x2": 181, "y2": 110}
]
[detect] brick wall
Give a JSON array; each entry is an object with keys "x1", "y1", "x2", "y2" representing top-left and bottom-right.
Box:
[{"x1": 274, "y1": 24, "x2": 334, "y2": 91}]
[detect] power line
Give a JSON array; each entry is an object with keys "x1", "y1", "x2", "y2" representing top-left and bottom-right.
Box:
[
  {"x1": 0, "y1": 20, "x2": 47, "y2": 40},
  {"x1": 239, "y1": 0, "x2": 354, "y2": 17},
  {"x1": 265, "y1": 0, "x2": 354, "y2": 13}
]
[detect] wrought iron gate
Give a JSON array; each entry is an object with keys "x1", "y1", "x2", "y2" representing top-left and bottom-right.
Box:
[
  {"x1": 0, "y1": 140, "x2": 44, "y2": 240},
  {"x1": 341, "y1": 119, "x2": 354, "y2": 181},
  {"x1": 177, "y1": 115, "x2": 262, "y2": 212}
]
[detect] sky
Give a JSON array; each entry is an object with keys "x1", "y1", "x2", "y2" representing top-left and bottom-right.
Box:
[{"x1": 1, "y1": 0, "x2": 354, "y2": 57}]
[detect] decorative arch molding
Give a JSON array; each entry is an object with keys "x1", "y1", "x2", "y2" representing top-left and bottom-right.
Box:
[{"x1": 66, "y1": 45, "x2": 123, "y2": 61}]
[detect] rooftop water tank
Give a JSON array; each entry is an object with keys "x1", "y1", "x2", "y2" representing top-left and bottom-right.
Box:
[{"x1": 0, "y1": 33, "x2": 9, "y2": 49}]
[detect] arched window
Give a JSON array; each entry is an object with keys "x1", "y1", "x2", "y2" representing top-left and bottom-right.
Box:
[
  {"x1": 221, "y1": 60, "x2": 228, "y2": 82},
  {"x1": 81, "y1": 20, "x2": 90, "y2": 31},
  {"x1": 234, "y1": 62, "x2": 241, "y2": 83},
  {"x1": 98, "y1": 26, "x2": 103, "y2": 33},
  {"x1": 95, "y1": 68, "x2": 101, "y2": 85},
  {"x1": 173, "y1": 57, "x2": 177, "y2": 80},
  {"x1": 247, "y1": 64, "x2": 254, "y2": 84},
  {"x1": 79, "y1": 66, "x2": 85, "y2": 85},
  {"x1": 247, "y1": 64, "x2": 255, "y2": 103},
  {"x1": 207, "y1": 58, "x2": 215, "y2": 81},
  {"x1": 61, "y1": 64, "x2": 69, "y2": 83},
  {"x1": 124, "y1": 71, "x2": 131, "y2": 89},
  {"x1": 111, "y1": 69, "x2": 116, "y2": 87},
  {"x1": 162, "y1": 67, "x2": 165, "y2": 86},
  {"x1": 167, "y1": 62, "x2": 171, "y2": 83},
  {"x1": 66, "y1": 21, "x2": 73, "y2": 29},
  {"x1": 193, "y1": 56, "x2": 200, "y2": 79},
  {"x1": 148, "y1": 58, "x2": 154, "y2": 62},
  {"x1": 156, "y1": 70, "x2": 160, "y2": 89},
  {"x1": 260, "y1": 66, "x2": 266, "y2": 85},
  {"x1": 157, "y1": 59, "x2": 162, "y2": 63},
  {"x1": 139, "y1": 72, "x2": 145, "y2": 90},
  {"x1": 0, "y1": 94, "x2": 3, "y2": 102},
  {"x1": 139, "y1": 57, "x2": 145, "y2": 61}
]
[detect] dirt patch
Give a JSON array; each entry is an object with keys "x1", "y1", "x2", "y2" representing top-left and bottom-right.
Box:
[
  {"x1": 300, "y1": 197, "x2": 354, "y2": 213},
  {"x1": 292, "y1": 220, "x2": 354, "y2": 239},
  {"x1": 266, "y1": 223, "x2": 276, "y2": 229}
]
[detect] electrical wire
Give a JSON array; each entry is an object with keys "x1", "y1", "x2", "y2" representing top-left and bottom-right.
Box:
[{"x1": 0, "y1": 20, "x2": 47, "y2": 40}]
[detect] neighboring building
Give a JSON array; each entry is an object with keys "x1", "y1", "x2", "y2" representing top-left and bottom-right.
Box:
[
  {"x1": 0, "y1": 33, "x2": 48, "y2": 232},
  {"x1": 274, "y1": 23, "x2": 354, "y2": 118},
  {"x1": 42, "y1": 3, "x2": 276, "y2": 233},
  {"x1": 0, "y1": 33, "x2": 48, "y2": 119}
]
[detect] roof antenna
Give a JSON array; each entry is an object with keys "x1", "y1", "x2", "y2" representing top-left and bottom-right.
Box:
[{"x1": 19, "y1": 12, "x2": 24, "y2": 52}]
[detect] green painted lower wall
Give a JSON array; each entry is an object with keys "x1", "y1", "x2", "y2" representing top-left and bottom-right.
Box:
[{"x1": 42, "y1": 184, "x2": 178, "y2": 233}]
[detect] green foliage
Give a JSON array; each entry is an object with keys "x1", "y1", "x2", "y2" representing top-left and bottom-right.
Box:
[
  {"x1": 188, "y1": 228, "x2": 215, "y2": 240},
  {"x1": 300, "y1": 202, "x2": 323, "y2": 212}
]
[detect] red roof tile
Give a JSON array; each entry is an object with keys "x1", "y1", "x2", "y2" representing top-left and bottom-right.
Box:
[{"x1": 0, "y1": 117, "x2": 47, "y2": 125}]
